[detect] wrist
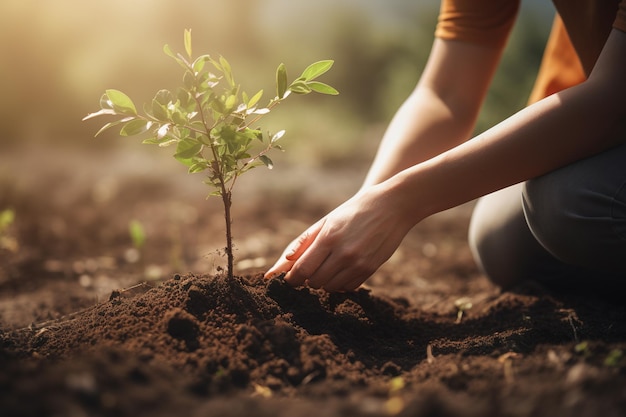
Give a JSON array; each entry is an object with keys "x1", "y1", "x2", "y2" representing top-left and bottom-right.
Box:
[{"x1": 376, "y1": 169, "x2": 433, "y2": 229}]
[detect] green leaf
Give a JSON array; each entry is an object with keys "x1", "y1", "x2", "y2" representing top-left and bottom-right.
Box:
[
  {"x1": 154, "y1": 89, "x2": 173, "y2": 105},
  {"x1": 151, "y1": 99, "x2": 170, "y2": 121},
  {"x1": 288, "y1": 81, "x2": 312, "y2": 94},
  {"x1": 276, "y1": 63, "x2": 287, "y2": 99},
  {"x1": 163, "y1": 44, "x2": 189, "y2": 70},
  {"x1": 184, "y1": 29, "x2": 193, "y2": 58},
  {"x1": 300, "y1": 60, "x2": 334, "y2": 81},
  {"x1": 259, "y1": 155, "x2": 274, "y2": 169},
  {"x1": 163, "y1": 44, "x2": 175, "y2": 59},
  {"x1": 183, "y1": 71, "x2": 196, "y2": 90},
  {"x1": 93, "y1": 119, "x2": 124, "y2": 137},
  {"x1": 174, "y1": 138, "x2": 202, "y2": 160},
  {"x1": 142, "y1": 136, "x2": 165, "y2": 145},
  {"x1": 219, "y1": 56, "x2": 235, "y2": 87},
  {"x1": 192, "y1": 55, "x2": 211, "y2": 73},
  {"x1": 120, "y1": 119, "x2": 152, "y2": 136},
  {"x1": 172, "y1": 110, "x2": 187, "y2": 125},
  {"x1": 247, "y1": 89, "x2": 263, "y2": 108},
  {"x1": 106, "y1": 89, "x2": 137, "y2": 115},
  {"x1": 307, "y1": 81, "x2": 339, "y2": 95},
  {"x1": 188, "y1": 159, "x2": 210, "y2": 174},
  {"x1": 176, "y1": 88, "x2": 194, "y2": 111},
  {"x1": 210, "y1": 97, "x2": 226, "y2": 114},
  {"x1": 224, "y1": 94, "x2": 237, "y2": 112}
]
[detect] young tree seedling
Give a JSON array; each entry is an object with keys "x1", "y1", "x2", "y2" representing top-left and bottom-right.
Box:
[{"x1": 84, "y1": 29, "x2": 338, "y2": 279}]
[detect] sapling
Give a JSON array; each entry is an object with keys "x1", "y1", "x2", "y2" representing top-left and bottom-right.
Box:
[{"x1": 84, "y1": 29, "x2": 338, "y2": 279}]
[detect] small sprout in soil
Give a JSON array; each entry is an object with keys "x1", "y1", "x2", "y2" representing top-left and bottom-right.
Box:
[
  {"x1": 574, "y1": 341, "x2": 591, "y2": 357},
  {"x1": 0, "y1": 208, "x2": 18, "y2": 253},
  {"x1": 388, "y1": 376, "x2": 405, "y2": 394},
  {"x1": 125, "y1": 219, "x2": 146, "y2": 265},
  {"x1": 252, "y1": 383, "x2": 273, "y2": 398},
  {"x1": 0, "y1": 209, "x2": 14, "y2": 232},
  {"x1": 604, "y1": 349, "x2": 623, "y2": 367},
  {"x1": 84, "y1": 29, "x2": 338, "y2": 279},
  {"x1": 384, "y1": 376, "x2": 406, "y2": 415},
  {"x1": 129, "y1": 219, "x2": 146, "y2": 250},
  {"x1": 498, "y1": 352, "x2": 521, "y2": 384},
  {"x1": 426, "y1": 344, "x2": 436, "y2": 363},
  {"x1": 454, "y1": 297, "x2": 473, "y2": 323}
]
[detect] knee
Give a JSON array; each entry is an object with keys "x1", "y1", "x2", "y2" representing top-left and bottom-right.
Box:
[
  {"x1": 522, "y1": 174, "x2": 607, "y2": 267},
  {"x1": 468, "y1": 186, "x2": 534, "y2": 289}
]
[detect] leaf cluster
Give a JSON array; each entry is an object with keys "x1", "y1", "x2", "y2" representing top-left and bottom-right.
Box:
[{"x1": 83, "y1": 29, "x2": 338, "y2": 198}]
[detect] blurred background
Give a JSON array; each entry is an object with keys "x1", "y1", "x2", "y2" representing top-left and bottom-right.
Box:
[{"x1": 1, "y1": 0, "x2": 554, "y2": 168}]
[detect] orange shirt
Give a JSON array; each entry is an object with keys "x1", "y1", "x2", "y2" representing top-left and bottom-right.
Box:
[{"x1": 434, "y1": 0, "x2": 626, "y2": 103}]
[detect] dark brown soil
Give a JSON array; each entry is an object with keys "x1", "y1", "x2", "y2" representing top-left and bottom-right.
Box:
[{"x1": 1, "y1": 146, "x2": 626, "y2": 417}]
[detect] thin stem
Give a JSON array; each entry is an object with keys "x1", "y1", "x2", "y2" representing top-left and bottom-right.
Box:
[
  {"x1": 222, "y1": 189, "x2": 234, "y2": 279},
  {"x1": 240, "y1": 98, "x2": 282, "y2": 130},
  {"x1": 189, "y1": 79, "x2": 235, "y2": 278}
]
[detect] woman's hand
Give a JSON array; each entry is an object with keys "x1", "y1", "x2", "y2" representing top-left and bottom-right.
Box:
[{"x1": 264, "y1": 184, "x2": 417, "y2": 292}]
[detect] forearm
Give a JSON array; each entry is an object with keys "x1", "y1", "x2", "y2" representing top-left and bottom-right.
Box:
[
  {"x1": 361, "y1": 87, "x2": 478, "y2": 189},
  {"x1": 389, "y1": 74, "x2": 626, "y2": 223},
  {"x1": 362, "y1": 39, "x2": 504, "y2": 189}
]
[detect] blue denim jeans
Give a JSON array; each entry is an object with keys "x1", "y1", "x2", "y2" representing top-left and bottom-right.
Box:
[{"x1": 469, "y1": 143, "x2": 626, "y2": 291}]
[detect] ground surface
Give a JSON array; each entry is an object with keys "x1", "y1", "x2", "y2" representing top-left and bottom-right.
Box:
[{"x1": 1, "y1": 144, "x2": 625, "y2": 417}]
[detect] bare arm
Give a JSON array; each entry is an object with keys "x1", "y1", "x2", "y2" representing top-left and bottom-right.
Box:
[
  {"x1": 390, "y1": 28, "x2": 626, "y2": 220},
  {"x1": 362, "y1": 38, "x2": 505, "y2": 187}
]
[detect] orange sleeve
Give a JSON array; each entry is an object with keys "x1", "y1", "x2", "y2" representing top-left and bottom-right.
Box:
[
  {"x1": 435, "y1": 0, "x2": 520, "y2": 48},
  {"x1": 615, "y1": 0, "x2": 626, "y2": 32},
  {"x1": 527, "y1": 15, "x2": 586, "y2": 104}
]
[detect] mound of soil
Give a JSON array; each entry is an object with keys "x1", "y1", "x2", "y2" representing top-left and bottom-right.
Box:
[{"x1": 3, "y1": 272, "x2": 626, "y2": 417}]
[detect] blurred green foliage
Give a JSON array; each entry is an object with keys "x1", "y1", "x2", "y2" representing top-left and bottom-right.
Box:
[{"x1": 1, "y1": 0, "x2": 553, "y2": 166}]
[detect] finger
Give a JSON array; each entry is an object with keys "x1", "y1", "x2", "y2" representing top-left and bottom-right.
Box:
[
  {"x1": 285, "y1": 220, "x2": 324, "y2": 261},
  {"x1": 284, "y1": 239, "x2": 331, "y2": 287},
  {"x1": 264, "y1": 220, "x2": 325, "y2": 280},
  {"x1": 318, "y1": 269, "x2": 361, "y2": 292},
  {"x1": 264, "y1": 237, "x2": 299, "y2": 278},
  {"x1": 308, "y1": 259, "x2": 367, "y2": 292},
  {"x1": 263, "y1": 256, "x2": 295, "y2": 279},
  {"x1": 343, "y1": 275, "x2": 368, "y2": 292}
]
